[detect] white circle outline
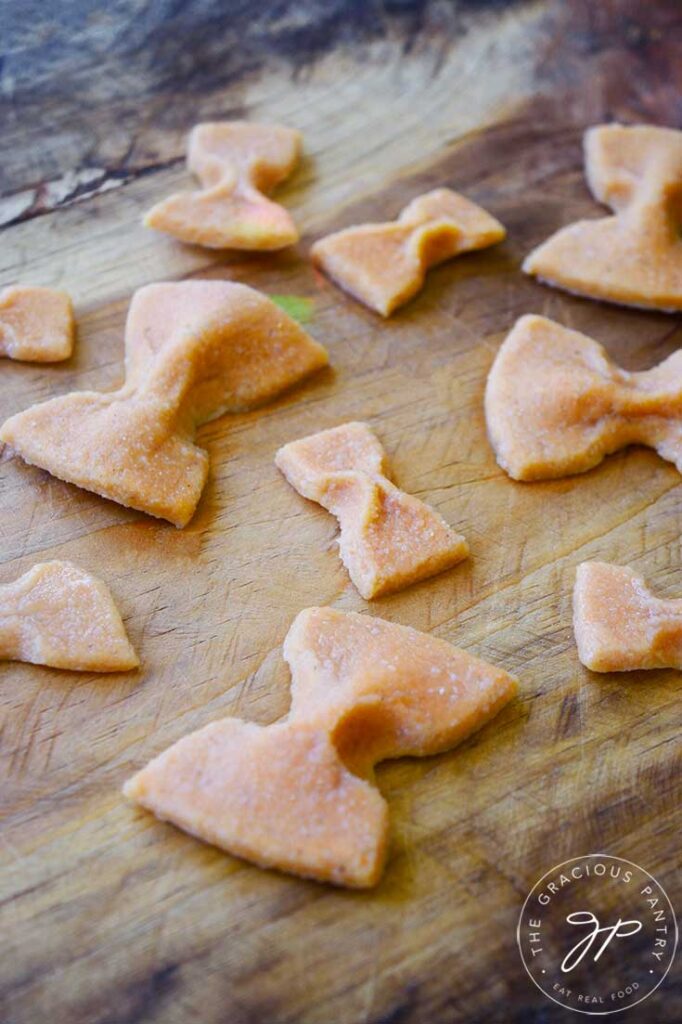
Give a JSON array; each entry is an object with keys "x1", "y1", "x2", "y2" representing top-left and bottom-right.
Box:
[{"x1": 516, "y1": 853, "x2": 679, "y2": 1016}]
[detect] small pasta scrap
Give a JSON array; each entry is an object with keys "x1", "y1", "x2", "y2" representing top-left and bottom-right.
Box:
[{"x1": 0, "y1": 286, "x2": 74, "y2": 362}]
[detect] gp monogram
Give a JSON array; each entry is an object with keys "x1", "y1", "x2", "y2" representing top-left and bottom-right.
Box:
[{"x1": 517, "y1": 855, "x2": 678, "y2": 1015}]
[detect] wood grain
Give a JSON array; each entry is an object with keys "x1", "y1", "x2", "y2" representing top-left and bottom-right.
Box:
[{"x1": 1, "y1": 2, "x2": 681, "y2": 1022}]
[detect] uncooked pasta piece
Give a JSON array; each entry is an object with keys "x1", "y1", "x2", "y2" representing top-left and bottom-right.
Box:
[
  {"x1": 0, "y1": 561, "x2": 138, "y2": 672},
  {"x1": 524, "y1": 124, "x2": 682, "y2": 311},
  {"x1": 0, "y1": 281, "x2": 328, "y2": 527},
  {"x1": 275, "y1": 421, "x2": 469, "y2": 598},
  {"x1": 311, "y1": 188, "x2": 505, "y2": 316},
  {"x1": 125, "y1": 607, "x2": 517, "y2": 887},
  {"x1": 145, "y1": 122, "x2": 301, "y2": 249},
  {"x1": 485, "y1": 314, "x2": 682, "y2": 481},
  {"x1": 574, "y1": 562, "x2": 682, "y2": 672},
  {"x1": 0, "y1": 286, "x2": 74, "y2": 362}
]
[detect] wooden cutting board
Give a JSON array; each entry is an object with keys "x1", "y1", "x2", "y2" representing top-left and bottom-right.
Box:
[{"x1": 1, "y1": 2, "x2": 680, "y2": 1022}]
